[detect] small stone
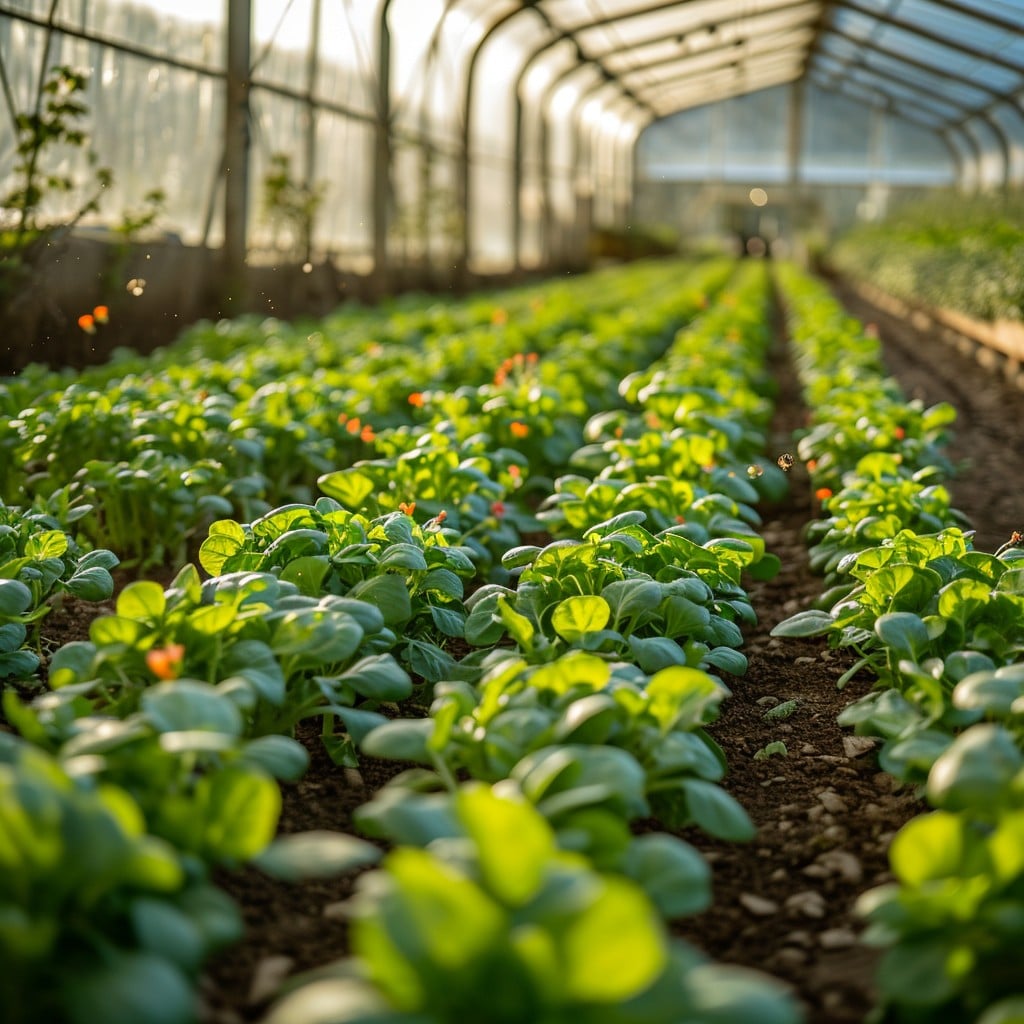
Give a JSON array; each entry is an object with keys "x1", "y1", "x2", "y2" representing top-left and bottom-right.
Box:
[
  {"x1": 816, "y1": 850, "x2": 864, "y2": 883},
  {"x1": 794, "y1": 656, "x2": 816, "y2": 665},
  {"x1": 740, "y1": 893, "x2": 780, "y2": 916},
  {"x1": 820, "y1": 927, "x2": 858, "y2": 950},
  {"x1": 323, "y1": 901, "x2": 348, "y2": 920},
  {"x1": 818, "y1": 790, "x2": 848, "y2": 814},
  {"x1": 757, "y1": 695, "x2": 780, "y2": 707},
  {"x1": 248, "y1": 956, "x2": 294, "y2": 1005},
  {"x1": 784, "y1": 930, "x2": 815, "y2": 948},
  {"x1": 802, "y1": 863, "x2": 829, "y2": 879},
  {"x1": 843, "y1": 735, "x2": 877, "y2": 759},
  {"x1": 785, "y1": 890, "x2": 827, "y2": 919},
  {"x1": 771, "y1": 947, "x2": 808, "y2": 969},
  {"x1": 801, "y1": 743, "x2": 818, "y2": 754},
  {"x1": 822, "y1": 824, "x2": 849, "y2": 843},
  {"x1": 778, "y1": 820, "x2": 794, "y2": 832},
  {"x1": 770, "y1": 867, "x2": 788, "y2": 882},
  {"x1": 807, "y1": 804, "x2": 827, "y2": 822}
]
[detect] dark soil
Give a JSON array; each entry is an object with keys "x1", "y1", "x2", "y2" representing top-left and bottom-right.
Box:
[{"x1": 23, "y1": 278, "x2": 1024, "y2": 1024}]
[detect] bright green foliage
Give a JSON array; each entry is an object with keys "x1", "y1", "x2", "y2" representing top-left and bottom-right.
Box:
[{"x1": 266, "y1": 785, "x2": 799, "y2": 1024}]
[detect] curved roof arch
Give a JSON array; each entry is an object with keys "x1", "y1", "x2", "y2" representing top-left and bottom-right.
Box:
[{"x1": 436, "y1": 0, "x2": 1024, "y2": 174}]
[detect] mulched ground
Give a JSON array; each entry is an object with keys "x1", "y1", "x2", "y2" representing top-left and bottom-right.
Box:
[{"x1": 25, "y1": 274, "x2": 1024, "y2": 1024}]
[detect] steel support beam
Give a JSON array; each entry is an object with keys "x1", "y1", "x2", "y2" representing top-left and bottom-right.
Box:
[{"x1": 223, "y1": 0, "x2": 252, "y2": 309}]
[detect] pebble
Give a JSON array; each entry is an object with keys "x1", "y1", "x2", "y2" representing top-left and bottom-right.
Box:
[
  {"x1": 323, "y1": 901, "x2": 348, "y2": 920},
  {"x1": 785, "y1": 890, "x2": 827, "y2": 919},
  {"x1": 757, "y1": 695, "x2": 780, "y2": 707},
  {"x1": 740, "y1": 893, "x2": 780, "y2": 916},
  {"x1": 771, "y1": 947, "x2": 808, "y2": 969},
  {"x1": 784, "y1": 930, "x2": 815, "y2": 949},
  {"x1": 818, "y1": 790, "x2": 849, "y2": 814},
  {"x1": 816, "y1": 849, "x2": 864, "y2": 883},
  {"x1": 843, "y1": 735, "x2": 877, "y2": 758},
  {"x1": 794, "y1": 656, "x2": 817, "y2": 665},
  {"x1": 801, "y1": 743, "x2": 818, "y2": 754},
  {"x1": 822, "y1": 824, "x2": 849, "y2": 843},
  {"x1": 819, "y1": 927, "x2": 858, "y2": 950},
  {"x1": 247, "y1": 956, "x2": 295, "y2": 1006},
  {"x1": 770, "y1": 868, "x2": 788, "y2": 882}
]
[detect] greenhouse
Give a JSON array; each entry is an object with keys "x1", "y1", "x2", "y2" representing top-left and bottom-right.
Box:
[{"x1": 2, "y1": 2, "x2": 1024, "y2": 1024}]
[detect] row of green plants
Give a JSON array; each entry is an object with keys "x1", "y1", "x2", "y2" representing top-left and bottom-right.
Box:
[
  {"x1": 1, "y1": 259, "x2": 798, "y2": 1023},
  {"x1": 258, "y1": 256, "x2": 801, "y2": 1023},
  {"x1": 829, "y1": 192, "x2": 1024, "y2": 323},
  {"x1": 772, "y1": 263, "x2": 1024, "y2": 1024},
  {"x1": 2, "y1": 258, "x2": 729, "y2": 566}
]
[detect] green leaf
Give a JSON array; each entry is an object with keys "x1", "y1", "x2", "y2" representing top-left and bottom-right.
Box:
[
  {"x1": 0, "y1": 578, "x2": 32, "y2": 617},
  {"x1": 497, "y1": 597, "x2": 536, "y2": 651},
  {"x1": 142, "y1": 681, "x2": 244, "y2": 735},
  {"x1": 131, "y1": 898, "x2": 206, "y2": 972},
  {"x1": 456, "y1": 785, "x2": 554, "y2": 907},
  {"x1": 360, "y1": 719, "x2": 434, "y2": 763},
  {"x1": 255, "y1": 830, "x2": 381, "y2": 882},
  {"x1": 349, "y1": 574, "x2": 412, "y2": 627},
  {"x1": 890, "y1": 811, "x2": 967, "y2": 887},
  {"x1": 551, "y1": 595, "x2": 611, "y2": 642},
  {"x1": 680, "y1": 779, "x2": 755, "y2": 841},
  {"x1": 624, "y1": 833, "x2": 711, "y2": 918},
  {"x1": 66, "y1": 566, "x2": 115, "y2": 601},
  {"x1": 199, "y1": 767, "x2": 281, "y2": 862},
  {"x1": 116, "y1": 580, "x2": 167, "y2": 622},
  {"x1": 66, "y1": 952, "x2": 195, "y2": 1024},
  {"x1": 770, "y1": 609, "x2": 833, "y2": 638},
  {"x1": 875, "y1": 612, "x2": 930, "y2": 661},
  {"x1": 876, "y1": 942, "x2": 959, "y2": 1007},
  {"x1": 561, "y1": 876, "x2": 667, "y2": 1002},
  {"x1": 24, "y1": 530, "x2": 68, "y2": 560},
  {"x1": 318, "y1": 469, "x2": 375, "y2": 510},
  {"x1": 240, "y1": 735, "x2": 309, "y2": 781},
  {"x1": 339, "y1": 654, "x2": 412, "y2": 702},
  {"x1": 926, "y1": 724, "x2": 1022, "y2": 812}
]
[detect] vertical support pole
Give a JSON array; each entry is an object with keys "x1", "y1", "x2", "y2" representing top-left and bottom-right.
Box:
[
  {"x1": 223, "y1": 0, "x2": 252, "y2": 310},
  {"x1": 303, "y1": 0, "x2": 322, "y2": 263},
  {"x1": 373, "y1": 0, "x2": 393, "y2": 289},
  {"x1": 512, "y1": 88, "x2": 525, "y2": 275},
  {"x1": 786, "y1": 78, "x2": 805, "y2": 255}
]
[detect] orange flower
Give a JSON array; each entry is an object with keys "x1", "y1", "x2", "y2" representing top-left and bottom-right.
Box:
[
  {"x1": 146, "y1": 643, "x2": 185, "y2": 681},
  {"x1": 360, "y1": 425, "x2": 375, "y2": 443},
  {"x1": 491, "y1": 308, "x2": 508, "y2": 325},
  {"x1": 408, "y1": 392, "x2": 425, "y2": 408},
  {"x1": 93, "y1": 305, "x2": 110, "y2": 323},
  {"x1": 806, "y1": 459, "x2": 818, "y2": 472},
  {"x1": 508, "y1": 464, "x2": 521, "y2": 479},
  {"x1": 398, "y1": 501, "x2": 416, "y2": 516},
  {"x1": 346, "y1": 417, "x2": 362, "y2": 435},
  {"x1": 894, "y1": 426, "x2": 906, "y2": 440},
  {"x1": 816, "y1": 487, "x2": 833, "y2": 501},
  {"x1": 435, "y1": 509, "x2": 447, "y2": 524},
  {"x1": 337, "y1": 412, "x2": 348, "y2": 424},
  {"x1": 526, "y1": 352, "x2": 538, "y2": 364},
  {"x1": 675, "y1": 515, "x2": 686, "y2": 524},
  {"x1": 78, "y1": 314, "x2": 96, "y2": 334},
  {"x1": 510, "y1": 421, "x2": 529, "y2": 438},
  {"x1": 491, "y1": 501, "x2": 506, "y2": 518}
]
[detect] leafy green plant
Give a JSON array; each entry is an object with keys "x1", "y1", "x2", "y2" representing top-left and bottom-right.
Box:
[
  {"x1": 0, "y1": 734, "x2": 240, "y2": 1024},
  {"x1": 8, "y1": 566, "x2": 410, "y2": 766},
  {"x1": 265, "y1": 784, "x2": 800, "y2": 1024},
  {"x1": 199, "y1": 500, "x2": 477, "y2": 684}
]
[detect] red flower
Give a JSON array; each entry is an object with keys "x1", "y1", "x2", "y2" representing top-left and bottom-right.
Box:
[
  {"x1": 894, "y1": 426, "x2": 906, "y2": 440},
  {"x1": 146, "y1": 643, "x2": 186, "y2": 681},
  {"x1": 491, "y1": 501, "x2": 506, "y2": 518}
]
